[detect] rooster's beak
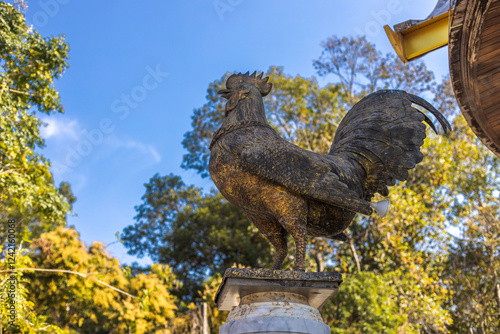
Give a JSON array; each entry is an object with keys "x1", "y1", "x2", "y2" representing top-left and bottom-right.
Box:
[{"x1": 217, "y1": 88, "x2": 233, "y2": 100}]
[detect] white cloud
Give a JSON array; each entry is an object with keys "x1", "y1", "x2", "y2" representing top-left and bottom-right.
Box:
[
  {"x1": 40, "y1": 116, "x2": 161, "y2": 181},
  {"x1": 122, "y1": 140, "x2": 162, "y2": 163},
  {"x1": 41, "y1": 118, "x2": 160, "y2": 163},
  {"x1": 41, "y1": 118, "x2": 80, "y2": 140},
  {"x1": 105, "y1": 137, "x2": 161, "y2": 163}
]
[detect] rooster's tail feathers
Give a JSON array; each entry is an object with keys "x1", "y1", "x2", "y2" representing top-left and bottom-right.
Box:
[
  {"x1": 330, "y1": 90, "x2": 451, "y2": 197},
  {"x1": 407, "y1": 93, "x2": 452, "y2": 134}
]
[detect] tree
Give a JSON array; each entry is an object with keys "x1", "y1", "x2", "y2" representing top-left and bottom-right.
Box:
[
  {"x1": 313, "y1": 36, "x2": 435, "y2": 109},
  {"x1": 437, "y1": 116, "x2": 500, "y2": 332},
  {"x1": 24, "y1": 227, "x2": 179, "y2": 333},
  {"x1": 0, "y1": 1, "x2": 71, "y2": 240},
  {"x1": 0, "y1": 3, "x2": 75, "y2": 332},
  {"x1": 324, "y1": 271, "x2": 414, "y2": 334},
  {"x1": 445, "y1": 204, "x2": 500, "y2": 333},
  {"x1": 121, "y1": 174, "x2": 272, "y2": 300},
  {"x1": 58, "y1": 182, "x2": 76, "y2": 211},
  {"x1": 1, "y1": 242, "x2": 68, "y2": 333}
]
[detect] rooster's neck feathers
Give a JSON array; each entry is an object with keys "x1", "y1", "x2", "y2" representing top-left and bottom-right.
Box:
[{"x1": 220, "y1": 86, "x2": 269, "y2": 131}]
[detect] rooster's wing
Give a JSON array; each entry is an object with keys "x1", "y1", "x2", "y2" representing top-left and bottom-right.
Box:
[{"x1": 240, "y1": 134, "x2": 373, "y2": 215}]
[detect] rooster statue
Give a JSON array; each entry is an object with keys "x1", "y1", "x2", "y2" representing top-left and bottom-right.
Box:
[{"x1": 209, "y1": 71, "x2": 451, "y2": 272}]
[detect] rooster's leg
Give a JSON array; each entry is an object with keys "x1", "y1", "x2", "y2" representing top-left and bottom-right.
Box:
[
  {"x1": 280, "y1": 217, "x2": 307, "y2": 272},
  {"x1": 271, "y1": 237, "x2": 288, "y2": 270},
  {"x1": 254, "y1": 219, "x2": 288, "y2": 270}
]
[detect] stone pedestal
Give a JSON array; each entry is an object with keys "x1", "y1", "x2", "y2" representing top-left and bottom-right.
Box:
[{"x1": 215, "y1": 268, "x2": 342, "y2": 334}]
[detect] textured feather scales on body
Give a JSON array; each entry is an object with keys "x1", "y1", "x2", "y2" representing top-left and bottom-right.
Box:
[{"x1": 240, "y1": 131, "x2": 373, "y2": 215}]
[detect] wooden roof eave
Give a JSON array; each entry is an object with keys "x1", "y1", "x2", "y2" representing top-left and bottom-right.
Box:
[{"x1": 449, "y1": 0, "x2": 500, "y2": 158}]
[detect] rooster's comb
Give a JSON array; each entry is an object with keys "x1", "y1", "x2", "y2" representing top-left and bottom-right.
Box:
[{"x1": 226, "y1": 71, "x2": 272, "y2": 96}]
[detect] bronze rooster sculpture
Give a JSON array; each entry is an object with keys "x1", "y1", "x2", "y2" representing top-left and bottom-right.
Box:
[{"x1": 209, "y1": 71, "x2": 451, "y2": 271}]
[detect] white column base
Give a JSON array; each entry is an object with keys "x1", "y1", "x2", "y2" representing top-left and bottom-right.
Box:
[{"x1": 219, "y1": 292, "x2": 330, "y2": 334}]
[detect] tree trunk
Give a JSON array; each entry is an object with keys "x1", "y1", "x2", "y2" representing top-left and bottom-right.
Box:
[
  {"x1": 202, "y1": 302, "x2": 209, "y2": 334},
  {"x1": 496, "y1": 282, "x2": 500, "y2": 314},
  {"x1": 314, "y1": 251, "x2": 324, "y2": 272}
]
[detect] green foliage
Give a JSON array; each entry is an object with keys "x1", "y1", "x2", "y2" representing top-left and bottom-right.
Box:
[
  {"x1": 0, "y1": 2, "x2": 71, "y2": 239},
  {"x1": 1, "y1": 245, "x2": 67, "y2": 333},
  {"x1": 58, "y1": 182, "x2": 76, "y2": 211},
  {"x1": 0, "y1": 3, "x2": 76, "y2": 332},
  {"x1": 26, "y1": 227, "x2": 179, "y2": 333},
  {"x1": 324, "y1": 271, "x2": 414, "y2": 334},
  {"x1": 445, "y1": 204, "x2": 500, "y2": 332},
  {"x1": 441, "y1": 138, "x2": 500, "y2": 333},
  {"x1": 121, "y1": 174, "x2": 272, "y2": 300},
  {"x1": 1, "y1": 227, "x2": 182, "y2": 333}
]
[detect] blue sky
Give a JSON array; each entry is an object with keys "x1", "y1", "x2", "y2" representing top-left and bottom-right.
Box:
[{"x1": 24, "y1": 0, "x2": 450, "y2": 265}]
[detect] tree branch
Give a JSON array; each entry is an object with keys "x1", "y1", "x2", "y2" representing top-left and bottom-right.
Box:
[
  {"x1": 314, "y1": 251, "x2": 324, "y2": 272},
  {"x1": 444, "y1": 230, "x2": 476, "y2": 243},
  {"x1": 495, "y1": 282, "x2": 500, "y2": 313},
  {"x1": 0, "y1": 168, "x2": 22, "y2": 176},
  {"x1": 348, "y1": 237, "x2": 361, "y2": 272},
  {"x1": 8, "y1": 88, "x2": 32, "y2": 96},
  {"x1": 0, "y1": 268, "x2": 137, "y2": 299}
]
